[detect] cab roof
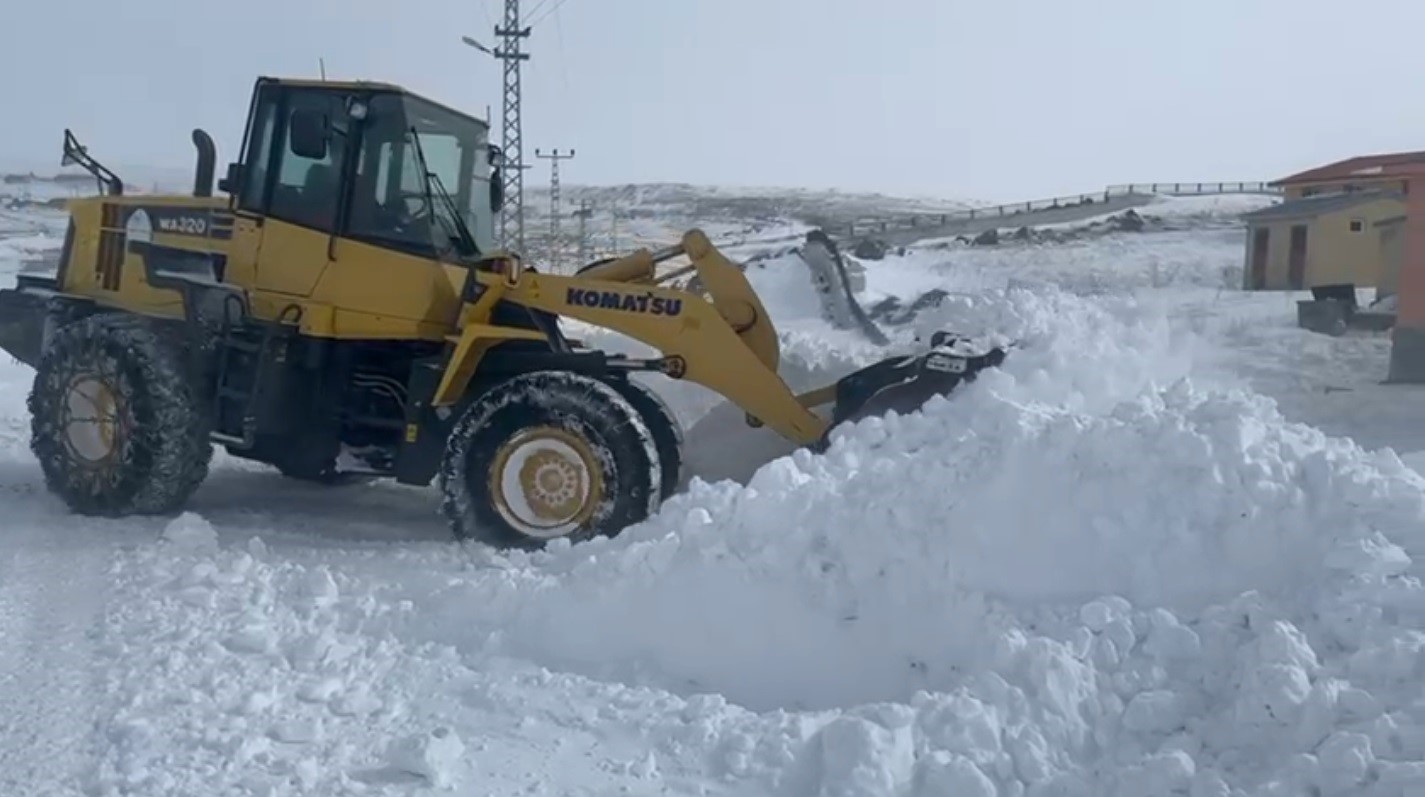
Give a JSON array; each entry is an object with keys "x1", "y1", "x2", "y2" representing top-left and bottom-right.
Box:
[
  {"x1": 266, "y1": 77, "x2": 406, "y2": 92},
  {"x1": 257, "y1": 76, "x2": 488, "y2": 127}
]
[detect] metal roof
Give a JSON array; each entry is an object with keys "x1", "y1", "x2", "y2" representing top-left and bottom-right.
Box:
[
  {"x1": 1271, "y1": 151, "x2": 1425, "y2": 186},
  {"x1": 1240, "y1": 191, "x2": 1402, "y2": 222}
]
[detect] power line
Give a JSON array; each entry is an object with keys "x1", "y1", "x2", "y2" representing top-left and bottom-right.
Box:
[
  {"x1": 536, "y1": 148, "x2": 575, "y2": 271},
  {"x1": 527, "y1": 0, "x2": 572, "y2": 28},
  {"x1": 524, "y1": 0, "x2": 556, "y2": 24}
]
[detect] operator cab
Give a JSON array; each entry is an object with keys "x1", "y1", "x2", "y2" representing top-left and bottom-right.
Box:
[{"x1": 217, "y1": 77, "x2": 503, "y2": 263}]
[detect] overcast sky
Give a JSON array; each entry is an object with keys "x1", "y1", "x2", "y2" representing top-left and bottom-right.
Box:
[{"x1": 4, "y1": 0, "x2": 1425, "y2": 203}]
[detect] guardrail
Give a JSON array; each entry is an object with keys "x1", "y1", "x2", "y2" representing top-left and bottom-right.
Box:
[
  {"x1": 1106, "y1": 181, "x2": 1281, "y2": 196},
  {"x1": 841, "y1": 181, "x2": 1281, "y2": 238}
]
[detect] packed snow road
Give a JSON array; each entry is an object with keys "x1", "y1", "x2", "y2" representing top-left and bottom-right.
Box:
[{"x1": 4, "y1": 195, "x2": 1425, "y2": 796}]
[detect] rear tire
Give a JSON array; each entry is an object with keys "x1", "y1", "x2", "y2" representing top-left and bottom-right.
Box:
[
  {"x1": 28, "y1": 314, "x2": 212, "y2": 516},
  {"x1": 439, "y1": 370, "x2": 662, "y2": 549}
]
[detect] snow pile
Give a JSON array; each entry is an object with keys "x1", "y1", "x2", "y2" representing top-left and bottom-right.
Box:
[
  {"x1": 398, "y1": 283, "x2": 1425, "y2": 795},
  {"x1": 7, "y1": 184, "x2": 1425, "y2": 795},
  {"x1": 1139, "y1": 192, "x2": 1280, "y2": 220},
  {"x1": 1023, "y1": 193, "x2": 1275, "y2": 235},
  {"x1": 886, "y1": 228, "x2": 1250, "y2": 298},
  {"x1": 93, "y1": 536, "x2": 468, "y2": 795}
]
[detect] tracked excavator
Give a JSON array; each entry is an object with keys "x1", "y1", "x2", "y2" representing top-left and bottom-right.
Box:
[{"x1": 0, "y1": 75, "x2": 1007, "y2": 549}]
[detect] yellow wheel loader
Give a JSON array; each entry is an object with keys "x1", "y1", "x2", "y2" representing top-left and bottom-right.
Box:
[{"x1": 0, "y1": 76, "x2": 1006, "y2": 549}]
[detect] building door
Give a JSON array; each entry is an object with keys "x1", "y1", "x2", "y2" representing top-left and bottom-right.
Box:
[
  {"x1": 1288, "y1": 224, "x2": 1308, "y2": 289},
  {"x1": 1250, "y1": 227, "x2": 1270, "y2": 289}
]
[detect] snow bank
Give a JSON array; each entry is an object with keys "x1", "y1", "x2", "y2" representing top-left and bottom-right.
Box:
[
  {"x1": 18, "y1": 201, "x2": 1425, "y2": 796},
  {"x1": 1013, "y1": 193, "x2": 1275, "y2": 236},
  {"x1": 1139, "y1": 192, "x2": 1280, "y2": 219},
  {"x1": 384, "y1": 280, "x2": 1425, "y2": 795},
  {"x1": 887, "y1": 228, "x2": 1250, "y2": 299}
]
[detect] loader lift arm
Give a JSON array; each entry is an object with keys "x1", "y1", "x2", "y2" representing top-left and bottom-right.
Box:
[{"x1": 437, "y1": 229, "x2": 832, "y2": 446}]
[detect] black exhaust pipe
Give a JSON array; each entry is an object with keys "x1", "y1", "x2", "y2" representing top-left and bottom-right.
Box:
[{"x1": 191, "y1": 128, "x2": 216, "y2": 197}]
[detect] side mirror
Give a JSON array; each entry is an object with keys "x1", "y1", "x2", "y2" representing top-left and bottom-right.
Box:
[
  {"x1": 217, "y1": 162, "x2": 241, "y2": 194},
  {"x1": 289, "y1": 109, "x2": 329, "y2": 160},
  {"x1": 490, "y1": 168, "x2": 504, "y2": 212}
]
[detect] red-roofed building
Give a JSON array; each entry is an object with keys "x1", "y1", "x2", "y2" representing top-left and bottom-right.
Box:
[
  {"x1": 1255, "y1": 152, "x2": 1425, "y2": 381},
  {"x1": 1270, "y1": 151, "x2": 1425, "y2": 199},
  {"x1": 1289, "y1": 158, "x2": 1425, "y2": 382}
]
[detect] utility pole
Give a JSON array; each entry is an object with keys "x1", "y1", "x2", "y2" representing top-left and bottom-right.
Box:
[
  {"x1": 496, "y1": 1, "x2": 531, "y2": 255},
  {"x1": 536, "y1": 148, "x2": 574, "y2": 270},
  {"x1": 573, "y1": 200, "x2": 593, "y2": 267},
  {"x1": 460, "y1": 0, "x2": 530, "y2": 254},
  {"x1": 609, "y1": 204, "x2": 621, "y2": 256}
]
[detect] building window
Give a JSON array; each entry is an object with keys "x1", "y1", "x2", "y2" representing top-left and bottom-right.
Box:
[{"x1": 1349, "y1": 219, "x2": 1365, "y2": 233}]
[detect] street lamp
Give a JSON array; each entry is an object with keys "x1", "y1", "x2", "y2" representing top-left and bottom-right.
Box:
[{"x1": 460, "y1": 35, "x2": 493, "y2": 55}]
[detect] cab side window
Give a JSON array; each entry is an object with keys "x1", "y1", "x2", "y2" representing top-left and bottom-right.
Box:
[
  {"x1": 267, "y1": 90, "x2": 348, "y2": 232},
  {"x1": 236, "y1": 88, "x2": 277, "y2": 214}
]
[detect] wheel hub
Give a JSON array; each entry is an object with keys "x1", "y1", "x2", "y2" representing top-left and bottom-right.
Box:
[
  {"x1": 63, "y1": 375, "x2": 123, "y2": 464},
  {"x1": 488, "y1": 426, "x2": 604, "y2": 539}
]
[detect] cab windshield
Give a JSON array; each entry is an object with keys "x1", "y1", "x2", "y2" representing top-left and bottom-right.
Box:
[{"x1": 348, "y1": 92, "x2": 495, "y2": 258}]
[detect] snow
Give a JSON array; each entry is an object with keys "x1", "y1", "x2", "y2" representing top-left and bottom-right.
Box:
[
  {"x1": 1137, "y1": 192, "x2": 1281, "y2": 219},
  {"x1": 3, "y1": 190, "x2": 1425, "y2": 796}
]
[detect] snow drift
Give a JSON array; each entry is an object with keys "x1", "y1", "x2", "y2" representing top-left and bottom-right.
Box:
[
  {"x1": 377, "y1": 282, "x2": 1425, "y2": 794},
  {"x1": 6, "y1": 200, "x2": 1425, "y2": 796}
]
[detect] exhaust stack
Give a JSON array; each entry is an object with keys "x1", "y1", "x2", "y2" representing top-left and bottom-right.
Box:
[{"x1": 191, "y1": 129, "x2": 216, "y2": 197}]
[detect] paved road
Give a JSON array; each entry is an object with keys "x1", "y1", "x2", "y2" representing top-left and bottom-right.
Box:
[{"x1": 838, "y1": 192, "x2": 1158, "y2": 247}]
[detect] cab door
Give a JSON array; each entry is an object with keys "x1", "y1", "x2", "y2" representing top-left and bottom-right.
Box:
[
  {"x1": 228, "y1": 83, "x2": 352, "y2": 302},
  {"x1": 224, "y1": 81, "x2": 279, "y2": 292}
]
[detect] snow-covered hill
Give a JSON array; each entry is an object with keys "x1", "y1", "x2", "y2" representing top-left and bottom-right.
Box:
[{"x1": 2, "y1": 193, "x2": 1425, "y2": 796}]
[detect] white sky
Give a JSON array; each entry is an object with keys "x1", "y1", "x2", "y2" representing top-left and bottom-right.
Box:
[{"x1": 4, "y1": 0, "x2": 1425, "y2": 203}]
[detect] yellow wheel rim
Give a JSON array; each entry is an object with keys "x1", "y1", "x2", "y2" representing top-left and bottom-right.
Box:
[
  {"x1": 63, "y1": 375, "x2": 122, "y2": 464},
  {"x1": 488, "y1": 426, "x2": 605, "y2": 539}
]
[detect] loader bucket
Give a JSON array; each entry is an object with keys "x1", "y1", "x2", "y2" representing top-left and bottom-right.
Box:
[
  {"x1": 816, "y1": 331, "x2": 1008, "y2": 449},
  {"x1": 0, "y1": 287, "x2": 51, "y2": 368},
  {"x1": 680, "y1": 332, "x2": 1008, "y2": 485}
]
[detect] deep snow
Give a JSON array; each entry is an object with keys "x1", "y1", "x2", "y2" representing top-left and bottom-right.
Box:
[{"x1": 1, "y1": 193, "x2": 1425, "y2": 796}]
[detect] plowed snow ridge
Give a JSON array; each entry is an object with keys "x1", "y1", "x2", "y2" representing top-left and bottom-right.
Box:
[{"x1": 405, "y1": 283, "x2": 1425, "y2": 795}]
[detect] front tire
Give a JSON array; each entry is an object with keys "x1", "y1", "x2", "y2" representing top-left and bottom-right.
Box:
[
  {"x1": 439, "y1": 371, "x2": 662, "y2": 549},
  {"x1": 28, "y1": 314, "x2": 212, "y2": 516},
  {"x1": 609, "y1": 377, "x2": 684, "y2": 500}
]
